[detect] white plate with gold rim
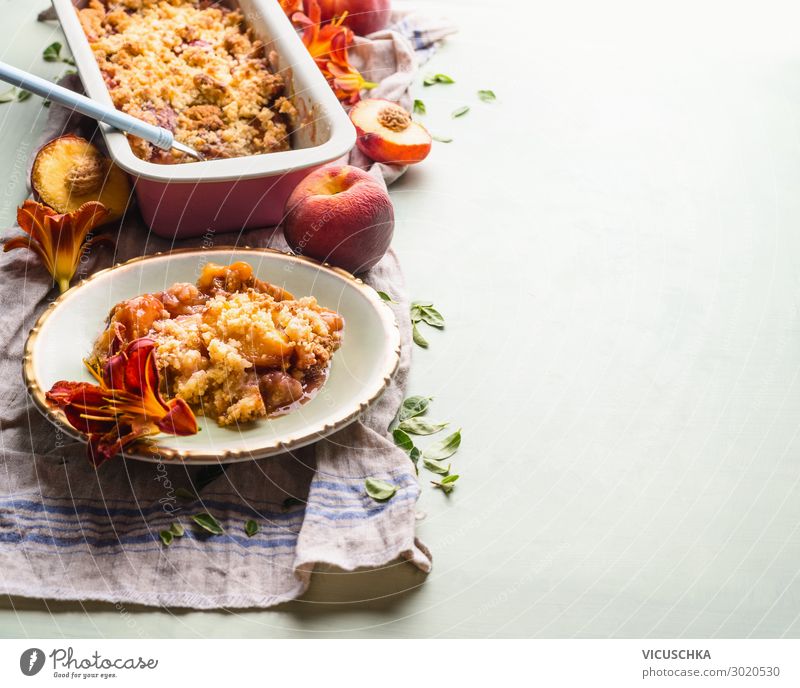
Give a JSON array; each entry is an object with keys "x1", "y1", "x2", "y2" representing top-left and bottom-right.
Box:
[{"x1": 23, "y1": 247, "x2": 400, "y2": 464}]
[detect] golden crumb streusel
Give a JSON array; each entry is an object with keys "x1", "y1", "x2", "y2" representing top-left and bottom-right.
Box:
[
  {"x1": 92, "y1": 263, "x2": 344, "y2": 427},
  {"x1": 78, "y1": 0, "x2": 297, "y2": 163}
]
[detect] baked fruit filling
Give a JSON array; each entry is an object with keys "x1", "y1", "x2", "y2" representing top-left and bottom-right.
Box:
[
  {"x1": 90, "y1": 262, "x2": 344, "y2": 426},
  {"x1": 78, "y1": 0, "x2": 297, "y2": 163}
]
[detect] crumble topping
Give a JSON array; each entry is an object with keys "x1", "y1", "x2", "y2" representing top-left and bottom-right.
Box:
[
  {"x1": 91, "y1": 262, "x2": 344, "y2": 427},
  {"x1": 78, "y1": 0, "x2": 297, "y2": 163}
]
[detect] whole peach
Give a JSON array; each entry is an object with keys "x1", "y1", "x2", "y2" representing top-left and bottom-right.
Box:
[
  {"x1": 313, "y1": 0, "x2": 392, "y2": 36},
  {"x1": 282, "y1": 165, "x2": 395, "y2": 274}
]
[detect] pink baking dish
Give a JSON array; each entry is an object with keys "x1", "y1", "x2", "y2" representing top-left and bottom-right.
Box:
[{"x1": 51, "y1": 0, "x2": 356, "y2": 239}]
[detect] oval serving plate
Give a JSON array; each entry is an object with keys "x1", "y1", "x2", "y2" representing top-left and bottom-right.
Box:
[{"x1": 23, "y1": 247, "x2": 400, "y2": 464}]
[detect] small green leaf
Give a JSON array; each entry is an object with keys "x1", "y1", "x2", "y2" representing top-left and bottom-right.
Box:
[
  {"x1": 413, "y1": 99, "x2": 426, "y2": 114},
  {"x1": 478, "y1": 89, "x2": 497, "y2": 102},
  {"x1": 422, "y1": 429, "x2": 462, "y2": 461},
  {"x1": 169, "y1": 522, "x2": 185, "y2": 537},
  {"x1": 409, "y1": 446, "x2": 421, "y2": 468},
  {"x1": 16, "y1": 89, "x2": 32, "y2": 102},
  {"x1": 423, "y1": 457, "x2": 450, "y2": 475},
  {"x1": 411, "y1": 300, "x2": 433, "y2": 308},
  {"x1": 43, "y1": 42, "x2": 62, "y2": 62},
  {"x1": 159, "y1": 530, "x2": 174, "y2": 546},
  {"x1": 365, "y1": 477, "x2": 397, "y2": 501},
  {"x1": 423, "y1": 73, "x2": 455, "y2": 86},
  {"x1": 191, "y1": 512, "x2": 224, "y2": 535},
  {"x1": 175, "y1": 487, "x2": 196, "y2": 501},
  {"x1": 0, "y1": 88, "x2": 16, "y2": 104},
  {"x1": 398, "y1": 418, "x2": 448, "y2": 435},
  {"x1": 412, "y1": 323, "x2": 429, "y2": 348},
  {"x1": 417, "y1": 306, "x2": 445, "y2": 328},
  {"x1": 432, "y1": 474, "x2": 459, "y2": 494},
  {"x1": 432, "y1": 134, "x2": 453, "y2": 143},
  {"x1": 377, "y1": 290, "x2": 396, "y2": 303},
  {"x1": 392, "y1": 427, "x2": 414, "y2": 452},
  {"x1": 452, "y1": 105, "x2": 470, "y2": 118},
  {"x1": 245, "y1": 519, "x2": 259, "y2": 537},
  {"x1": 399, "y1": 395, "x2": 432, "y2": 421}
]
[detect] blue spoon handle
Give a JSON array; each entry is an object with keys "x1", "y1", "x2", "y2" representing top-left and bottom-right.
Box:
[{"x1": 0, "y1": 60, "x2": 174, "y2": 149}]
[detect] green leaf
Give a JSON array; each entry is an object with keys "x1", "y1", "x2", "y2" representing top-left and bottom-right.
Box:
[
  {"x1": 245, "y1": 519, "x2": 259, "y2": 537},
  {"x1": 423, "y1": 457, "x2": 450, "y2": 475},
  {"x1": 478, "y1": 89, "x2": 497, "y2": 102},
  {"x1": 417, "y1": 306, "x2": 444, "y2": 328},
  {"x1": 398, "y1": 417, "x2": 448, "y2": 435},
  {"x1": 452, "y1": 105, "x2": 470, "y2": 118},
  {"x1": 169, "y1": 522, "x2": 185, "y2": 537},
  {"x1": 365, "y1": 477, "x2": 397, "y2": 501},
  {"x1": 377, "y1": 290, "x2": 396, "y2": 303},
  {"x1": 423, "y1": 73, "x2": 454, "y2": 87},
  {"x1": 412, "y1": 323, "x2": 429, "y2": 348},
  {"x1": 432, "y1": 474, "x2": 459, "y2": 494},
  {"x1": 409, "y1": 446, "x2": 421, "y2": 468},
  {"x1": 159, "y1": 530, "x2": 174, "y2": 546},
  {"x1": 43, "y1": 42, "x2": 62, "y2": 62},
  {"x1": 0, "y1": 88, "x2": 16, "y2": 104},
  {"x1": 411, "y1": 300, "x2": 433, "y2": 308},
  {"x1": 399, "y1": 395, "x2": 432, "y2": 421},
  {"x1": 191, "y1": 512, "x2": 224, "y2": 535},
  {"x1": 392, "y1": 427, "x2": 414, "y2": 452},
  {"x1": 175, "y1": 487, "x2": 196, "y2": 501},
  {"x1": 16, "y1": 89, "x2": 32, "y2": 102},
  {"x1": 413, "y1": 99, "x2": 426, "y2": 114},
  {"x1": 432, "y1": 134, "x2": 453, "y2": 143},
  {"x1": 422, "y1": 429, "x2": 462, "y2": 461}
]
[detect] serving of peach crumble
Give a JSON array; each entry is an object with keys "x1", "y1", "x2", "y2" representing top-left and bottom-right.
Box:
[
  {"x1": 78, "y1": 0, "x2": 297, "y2": 163},
  {"x1": 90, "y1": 262, "x2": 344, "y2": 426}
]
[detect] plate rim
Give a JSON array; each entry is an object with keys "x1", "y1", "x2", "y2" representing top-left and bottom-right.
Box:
[{"x1": 23, "y1": 246, "x2": 401, "y2": 464}]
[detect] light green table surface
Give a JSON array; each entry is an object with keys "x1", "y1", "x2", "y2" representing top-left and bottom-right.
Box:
[{"x1": 3, "y1": 0, "x2": 800, "y2": 638}]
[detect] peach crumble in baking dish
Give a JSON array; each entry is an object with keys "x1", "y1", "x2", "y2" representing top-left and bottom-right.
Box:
[
  {"x1": 90, "y1": 262, "x2": 344, "y2": 426},
  {"x1": 78, "y1": 0, "x2": 297, "y2": 163}
]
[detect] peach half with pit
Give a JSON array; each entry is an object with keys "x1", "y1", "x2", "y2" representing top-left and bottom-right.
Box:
[
  {"x1": 349, "y1": 99, "x2": 432, "y2": 165},
  {"x1": 282, "y1": 164, "x2": 394, "y2": 274},
  {"x1": 31, "y1": 135, "x2": 131, "y2": 223}
]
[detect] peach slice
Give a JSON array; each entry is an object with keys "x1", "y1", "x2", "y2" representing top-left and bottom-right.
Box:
[
  {"x1": 31, "y1": 135, "x2": 131, "y2": 223},
  {"x1": 349, "y1": 99, "x2": 432, "y2": 165}
]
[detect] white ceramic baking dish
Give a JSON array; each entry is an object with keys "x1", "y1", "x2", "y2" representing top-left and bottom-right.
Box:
[{"x1": 51, "y1": 0, "x2": 355, "y2": 238}]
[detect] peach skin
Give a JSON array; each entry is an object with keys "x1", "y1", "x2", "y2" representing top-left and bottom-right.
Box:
[
  {"x1": 314, "y1": 0, "x2": 392, "y2": 36},
  {"x1": 282, "y1": 164, "x2": 395, "y2": 273}
]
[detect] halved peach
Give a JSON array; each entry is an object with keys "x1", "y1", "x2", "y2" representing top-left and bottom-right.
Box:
[
  {"x1": 31, "y1": 135, "x2": 131, "y2": 223},
  {"x1": 349, "y1": 99, "x2": 432, "y2": 165}
]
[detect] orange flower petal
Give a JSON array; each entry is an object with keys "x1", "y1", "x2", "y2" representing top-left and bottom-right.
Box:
[{"x1": 10, "y1": 200, "x2": 112, "y2": 293}]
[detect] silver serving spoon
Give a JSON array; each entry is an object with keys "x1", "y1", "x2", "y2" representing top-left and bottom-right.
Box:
[{"x1": 0, "y1": 60, "x2": 204, "y2": 161}]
